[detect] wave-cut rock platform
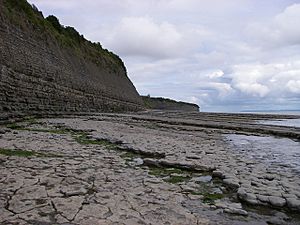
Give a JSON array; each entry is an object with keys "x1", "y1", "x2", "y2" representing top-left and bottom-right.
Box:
[{"x1": 0, "y1": 111, "x2": 300, "y2": 225}]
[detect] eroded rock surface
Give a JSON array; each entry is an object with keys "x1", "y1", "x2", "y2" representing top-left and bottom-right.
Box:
[{"x1": 1, "y1": 112, "x2": 300, "y2": 224}]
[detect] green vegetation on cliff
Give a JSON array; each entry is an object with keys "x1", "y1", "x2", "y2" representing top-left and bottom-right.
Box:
[
  {"x1": 142, "y1": 96, "x2": 200, "y2": 112},
  {"x1": 2, "y1": 0, "x2": 125, "y2": 71}
]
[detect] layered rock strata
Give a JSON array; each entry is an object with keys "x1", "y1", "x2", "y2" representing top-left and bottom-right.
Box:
[
  {"x1": 0, "y1": 0, "x2": 143, "y2": 120},
  {"x1": 142, "y1": 96, "x2": 200, "y2": 112}
]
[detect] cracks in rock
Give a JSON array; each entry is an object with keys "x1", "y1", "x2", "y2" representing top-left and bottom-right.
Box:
[
  {"x1": 5, "y1": 165, "x2": 53, "y2": 171},
  {"x1": 49, "y1": 199, "x2": 57, "y2": 213},
  {"x1": 0, "y1": 173, "x2": 8, "y2": 184},
  {"x1": 0, "y1": 158, "x2": 6, "y2": 166},
  {"x1": 6, "y1": 198, "x2": 51, "y2": 216},
  {"x1": 45, "y1": 188, "x2": 66, "y2": 224},
  {"x1": 70, "y1": 203, "x2": 83, "y2": 222},
  {"x1": 117, "y1": 145, "x2": 166, "y2": 160},
  {"x1": 31, "y1": 177, "x2": 41, "y2": 187},
  {"x1": 48, "y1": 122, "x2": 166, "y2": 160},
  {"x1": 143, "y1": 159, "x2": 215, "y2": 173},
  {"x1": 4, "y1": 181, "x2": 25, "y2": 215},
  {"x1": 69, "y1": 175, "x2": 93, "y2": 185},
  {"x1": 129, "y1": 202, "x2": 145, "y2": 220},
  {"x1": 4, "y1": 195, "x2": 16, "y2": 215},
  {"x1": 102, "y1": 207, "x2": 113, "y2": 219},
  {"x1": 9, "y1": 216, "x2": 31, "y2": 225}
]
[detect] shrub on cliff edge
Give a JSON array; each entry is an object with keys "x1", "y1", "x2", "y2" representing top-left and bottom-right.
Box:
[{"x1": 2, "y1": 0, "x2": 126, "y2": 73}]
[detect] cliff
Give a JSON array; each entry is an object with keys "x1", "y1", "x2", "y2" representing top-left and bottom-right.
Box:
[
  {"x1": 0, "y1": 0, "x2": 143, "y2": 120},
  {"x1": 142, "y1": 96, "x2": 200, "y2": 112}
]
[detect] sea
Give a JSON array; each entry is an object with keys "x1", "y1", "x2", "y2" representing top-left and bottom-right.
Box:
[
  {"x1": 226, "y1": 134, "x2": 300, "y2": 173},
  {"x1": 240, "y1": 110, "x2": 300, "y2": 116},
  {"x1": 258, "y1": 118, "x2": 300, "y2": 128},
  {"x1": 241, "y1": 110, "x2": 300, "y2": 128},
  {"x1": 224, "y1": 110, "x2": 300, "y2": 173}
]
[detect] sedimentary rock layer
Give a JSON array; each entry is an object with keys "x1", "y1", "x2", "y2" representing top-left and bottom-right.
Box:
[
  {"x1": 142, "y1": 96, "x2": 200, "y2": 112},
  {"x1": 0, "y1": 0, "x2": 143, "y2": 119},
  {"x1": 1, "y1": 112, "x2": 300, "y2": 224}
]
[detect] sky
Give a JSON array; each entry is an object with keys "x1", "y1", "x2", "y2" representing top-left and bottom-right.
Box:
[{"x1": 28, "y1": 0, "x2": 300, "y2": 112}]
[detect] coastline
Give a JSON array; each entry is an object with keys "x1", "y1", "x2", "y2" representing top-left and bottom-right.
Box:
[
  {"x1": 201, "y1": 110, "x2": 300, "y2": 116},
  {"x1": 0, "y1": 111, "x2": 300, "y2": 224}
]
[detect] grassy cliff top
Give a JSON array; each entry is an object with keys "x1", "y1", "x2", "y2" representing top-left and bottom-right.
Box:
[
  {"x1": 142, "y1": 96, "x2": 200, "y2": 111},
  {"x1": 2, "y1": 0, "x2": 126, "y2": 72}
]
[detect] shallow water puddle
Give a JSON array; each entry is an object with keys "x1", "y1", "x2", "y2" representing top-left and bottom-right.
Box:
[
  {"x1": 257, "y1": 118, "x2": 300, "y2": 128},
  {"x1": 226, "y1": 134, "x2": 300, "y2": 173}
]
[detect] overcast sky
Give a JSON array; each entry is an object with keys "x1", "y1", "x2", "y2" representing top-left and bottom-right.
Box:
[{"x1": 28, "y1": 0, "x2": 300, "y2": 112}]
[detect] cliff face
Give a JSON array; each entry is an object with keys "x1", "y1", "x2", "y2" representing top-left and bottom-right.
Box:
[
  {"x1": 142, "y1": 96, "x2": 200, "y2": 112},
  {"x1": 0, "y1": 0, "x2": 143, "y2": 119}
]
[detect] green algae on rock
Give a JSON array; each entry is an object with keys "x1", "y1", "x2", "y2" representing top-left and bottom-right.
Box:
[{"x1": 0, "y1": 148, "x2": 62, "y2": 158}]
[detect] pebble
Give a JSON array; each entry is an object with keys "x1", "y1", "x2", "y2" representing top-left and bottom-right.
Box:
[{"x1": 132, "y1": 157, "x2": 144, "y2": 166}]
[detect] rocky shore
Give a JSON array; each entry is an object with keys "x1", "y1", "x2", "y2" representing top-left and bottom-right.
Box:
[{"x1": 1, "y1": 111, "x2": 300, "y2": 225}]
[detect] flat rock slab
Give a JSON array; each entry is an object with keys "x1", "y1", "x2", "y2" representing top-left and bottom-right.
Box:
[{"x1": 0, "y1": 112, "x2": 300, "y2": 224}]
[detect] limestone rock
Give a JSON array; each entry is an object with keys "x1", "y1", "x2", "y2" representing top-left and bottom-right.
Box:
[
  {"x1": 223, "y1": 178, "x2": 240, "y2": 189},
  {"x1": 52, "y1": 196, "x2": 84, "y2": 221},
  {"x1": 237, "y1": 188, "x2": 258, "y2": 205},
  {"x1": 286, "y1": 198, "x2": 300, "y2": 210},
  {"x1": 268, "y1": 196, "x2": 286, "y2": 207},
  {"x1": 215, "y1": 201, "x2": 248, "y2": 216},
  {"x1": 0, "y1": 0, "x2": 143, "y2": 117}
]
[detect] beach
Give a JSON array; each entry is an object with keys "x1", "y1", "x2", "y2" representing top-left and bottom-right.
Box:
[{"x1": 0, "y1": 111, "x2": 300, "y2": 225}]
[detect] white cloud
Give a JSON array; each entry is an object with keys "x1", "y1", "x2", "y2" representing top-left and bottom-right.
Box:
[
  {"x1": 209, "y1": 82, "x2": 233, "y2": 97},
  {"x1": 230, "y1": 61, "x2": 300, "y2": 98},
  {"x1": 102, "y1": 17, "x2": 212, "y2": 59},
  {"x1": 104, "y1": 17, "x2": 182, "y2": 58},
  {"x1": 246, "y1": 3, "x2": 300, "y2": 48},
  {"x1": 287, "y1": 80, "x2": 300, "y2": 94},
  {"x1": 274, "y1": 4, "x2": 300, "y2": 45},
  {"x1": 28, "y1": 0, "x2": 300, "y2": 111},
  {"x1": 187, "y1": 96, "x2": 199, "y2": 104},
  {"x1": 208, "y1": 70, "x2": 224, "y2": 79},
  {"x1": 235, "y1": 83, "x2": 269, "y2": 97}
]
